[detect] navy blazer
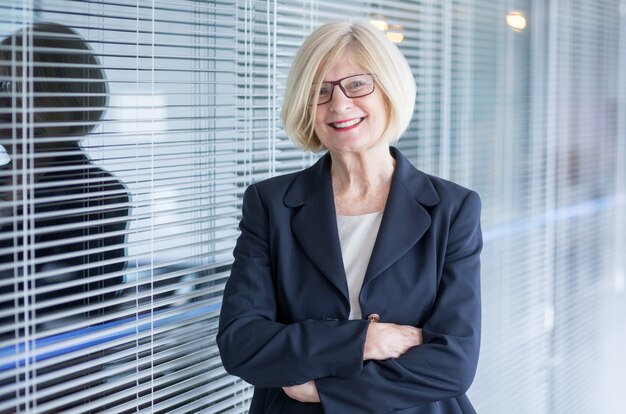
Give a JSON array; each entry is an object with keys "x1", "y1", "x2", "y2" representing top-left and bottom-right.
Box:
[{"x1": 217, "y1": 147, "x2": 482, "y2": 414}]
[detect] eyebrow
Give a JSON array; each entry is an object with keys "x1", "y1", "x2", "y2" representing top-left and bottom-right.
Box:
[{"x1": 321, "y1": 73, "x2": 364, "y2": 82}]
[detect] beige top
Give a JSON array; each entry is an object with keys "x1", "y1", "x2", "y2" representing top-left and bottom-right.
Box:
[{"x1": 336, "y1": 211, "x2": 384, "y2": 320}]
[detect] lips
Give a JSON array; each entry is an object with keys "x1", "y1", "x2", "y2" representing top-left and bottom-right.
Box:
[{"x1": 329, "y1": 117, "x2": 365, "y2": 130}]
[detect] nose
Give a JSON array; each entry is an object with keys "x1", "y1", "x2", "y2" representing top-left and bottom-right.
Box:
[
  {"x1": 328, "y1": 84, "x2": 353, "y2": 113},
  {"x1": 0, "y1": 95, "x2": 13, "y2": 130},
  {"x1": 0, "y1": 97, "x2": 10, "y2": 130}
]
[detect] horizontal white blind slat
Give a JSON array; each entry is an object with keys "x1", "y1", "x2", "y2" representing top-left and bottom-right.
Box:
[{"x1": 1, "y1": 0, "x2": 624, "y2": 413}]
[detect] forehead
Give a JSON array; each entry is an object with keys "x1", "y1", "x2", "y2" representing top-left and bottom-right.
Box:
[
  {"x1": 321, "y1": 53, "x2": 367, "y2": 81},
  {"x1": 0, "y1": 58, "x2": 16, "y2": 78}
]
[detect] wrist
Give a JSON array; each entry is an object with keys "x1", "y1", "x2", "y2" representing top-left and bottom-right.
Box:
[{"x1": 363, "y1": 322, "x2": 378, "y2": 360}]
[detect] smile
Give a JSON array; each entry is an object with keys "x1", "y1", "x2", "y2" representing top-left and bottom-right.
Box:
[{"x1": 329, "y1": 117, "x2": 364, "y2": 130}]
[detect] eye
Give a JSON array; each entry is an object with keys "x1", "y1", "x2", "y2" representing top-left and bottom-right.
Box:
[
  {"x1": 346, "y1": 79, "x2": 367, "y2": 91},
  {"x1": 319, "y1": 84, "x2": 332, "y2": 97}
]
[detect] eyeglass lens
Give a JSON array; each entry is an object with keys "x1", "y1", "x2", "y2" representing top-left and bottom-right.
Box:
[{"x1": 317, "y1": 74, "x2": 374, "y2": 105}]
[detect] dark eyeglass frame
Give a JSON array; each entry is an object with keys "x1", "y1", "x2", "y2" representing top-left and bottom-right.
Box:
[
  {"x1": 0, "y1": 81, "x2": 12, "y2": 94},
  {"x1": 315, "y1": 73, "x2": 375, "y2": 105}
]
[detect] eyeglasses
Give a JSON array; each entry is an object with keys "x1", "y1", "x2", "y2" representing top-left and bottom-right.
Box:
[
  {"x1": 315, "y1": 73, "x2": 375, "y2": 105},
  {"x1": 0, "y1": 81, "x2": 11, "y2": 94}
]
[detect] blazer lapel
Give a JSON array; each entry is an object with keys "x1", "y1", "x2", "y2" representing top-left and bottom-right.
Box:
[
  {"x1": 362, "y1": 148, "x2": 440, "y2": 288},
  {"x1": 284, "y1": 153, "x2": 350, "y2": 303},
  {"x1": 283, "y1": 148, "x2": 439, "y2": 303}
]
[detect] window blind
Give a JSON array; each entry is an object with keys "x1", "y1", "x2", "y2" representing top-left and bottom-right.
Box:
[
  {"x1": 0, "y1": 1, "x2": 250, "y2": 412},
  {"x1": 0, "y1": 0, "x2": 625, "y2": 413}
]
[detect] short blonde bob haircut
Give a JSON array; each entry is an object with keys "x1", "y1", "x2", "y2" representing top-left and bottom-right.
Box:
[{"x1": 281, "y1": 21, "x2": 416, "y2": 152}]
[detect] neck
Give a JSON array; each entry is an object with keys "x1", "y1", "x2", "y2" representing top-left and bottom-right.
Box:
[{"x1": 330, "y1": 146, "x2": 394, "y2": 188}]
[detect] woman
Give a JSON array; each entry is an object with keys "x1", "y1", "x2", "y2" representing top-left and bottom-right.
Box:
[
  {"x1": 0, "y1": 23, "x2": 129, "y2": 331},
  {"x1": 217, "y1": 21, "x2": 482, "y2": 414}
]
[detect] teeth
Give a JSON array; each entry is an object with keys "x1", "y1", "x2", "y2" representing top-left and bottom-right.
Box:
[{"x1": 332, "y1": 118, "x2": 362, "y2": 128}]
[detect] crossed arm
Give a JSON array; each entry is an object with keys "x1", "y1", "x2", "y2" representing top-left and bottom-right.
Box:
[
  {"x1": 282, "y1": 322, "x2": 423, "y2": 403},
  {"x1": 217, "y1": 185, "x2": 482, "y2": 412}
]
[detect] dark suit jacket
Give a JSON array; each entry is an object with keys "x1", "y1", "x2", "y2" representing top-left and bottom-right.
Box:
[
  {"x1": 217, "y1": 147, "x2": 482, "y2": 414},
  {"x1": 0, "y1": 153, "x2": 129, "y2": 332}
]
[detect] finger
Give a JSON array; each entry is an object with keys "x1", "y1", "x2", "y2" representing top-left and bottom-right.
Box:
[
  {"x1": 282, "y1": 387, "x2": 294, "y2": 399},
  {"x1": 284, "y1": 386, "x2": 303, "y2": 402}
]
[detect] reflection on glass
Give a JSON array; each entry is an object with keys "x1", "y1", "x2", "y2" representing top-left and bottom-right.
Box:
[{"x1": 0, "y1": 22, "x2": 130, "y2": 334}]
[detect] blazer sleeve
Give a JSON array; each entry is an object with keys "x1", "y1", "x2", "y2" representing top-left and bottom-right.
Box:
[
  {"x1": 315, "y1": 191, "x2": 482, "y2": 413},
  {"x1": 216, "y1": 184, "x2": 370, "y2": 388}
]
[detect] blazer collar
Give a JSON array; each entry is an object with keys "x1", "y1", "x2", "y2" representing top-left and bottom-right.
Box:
[{"x1": 284, "y1": 147, "x2": 440, "y2": 302}]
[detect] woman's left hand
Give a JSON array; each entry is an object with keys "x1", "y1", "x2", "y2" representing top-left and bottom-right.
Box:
[{"x1": 282, "y1": 380, "x2": 320, "y2": 403}]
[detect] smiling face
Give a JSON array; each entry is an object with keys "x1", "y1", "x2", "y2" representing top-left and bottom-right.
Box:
[{"x1": 313, "y1": 53, "x2": 388, "y2": 155}]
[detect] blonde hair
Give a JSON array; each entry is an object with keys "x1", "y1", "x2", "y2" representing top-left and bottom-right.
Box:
[
  {"x1": 281, "y1": 21, "x2": 416, "y2": 152},
  {"x1": 0, "y1": 22, "x2": 107, "y2": 139}
]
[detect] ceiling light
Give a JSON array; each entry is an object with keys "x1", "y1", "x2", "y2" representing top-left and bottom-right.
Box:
[{"x1": 506, "y1": 10, "x2": 527, "y2": 32}]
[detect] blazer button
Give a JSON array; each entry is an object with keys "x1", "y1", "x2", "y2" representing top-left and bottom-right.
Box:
[{"x1": 367, "y1": 313, "x2": 380, "y2": 323}]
